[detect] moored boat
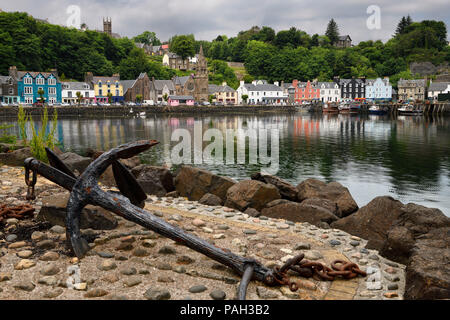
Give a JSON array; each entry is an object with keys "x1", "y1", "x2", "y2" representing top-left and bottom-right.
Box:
[
  {"x1": 349, "y1": 104, "x2": 361, "y2": 114},
  {"x1": 398, "y1": 104, "x2": 423, "y2": 115},
  {"x1": 323, "y1": 103, "x2": 339, "y2": 113},
  {"x1": 338, "y1": 102, "x2": 351, "y2": 113},
  {"x1": 369, "y1": 105, "x2": 387, "y2": 115}
]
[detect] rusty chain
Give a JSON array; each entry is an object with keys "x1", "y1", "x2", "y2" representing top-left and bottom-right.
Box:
[
  {"x1": 268, "y1": 254, "x2": 367, "y2": 292},
  {"x1": 25, "y1": 166, "x2": 37, "y2": 201},
  {"x1": 0, "y1": 204, "x2": 35, "y2": 224}
]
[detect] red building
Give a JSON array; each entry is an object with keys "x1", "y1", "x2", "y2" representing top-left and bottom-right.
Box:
[{"x1": 292, "y1": 80, "x2": 320, "y2": 104}]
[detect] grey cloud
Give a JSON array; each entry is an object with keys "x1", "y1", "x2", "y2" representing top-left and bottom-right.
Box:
[{"x1": 2, "y1": 0, "x2": 449, "y2": 43}]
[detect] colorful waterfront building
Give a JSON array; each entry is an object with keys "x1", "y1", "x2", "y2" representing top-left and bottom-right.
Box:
[
  {"x1": 292, "y1": 80, "x2": 320, "y2": 104},
  {"x1": 365, "y1": 78, "x2": 392, "y2": 101},
  {"x1": 168, "y1": 95, "x2": 195, "y2": 106},
  {"x1": 85, "y1": 72, "x2": 124, "y2": 104},
  {"x1": 8, "y1": 66, "x2": 62, "y2": 104}
]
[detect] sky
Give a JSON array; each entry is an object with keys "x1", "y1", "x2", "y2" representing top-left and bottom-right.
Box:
[{"x1": 1, "y1": 0, "x2": 449, "y2": 43}]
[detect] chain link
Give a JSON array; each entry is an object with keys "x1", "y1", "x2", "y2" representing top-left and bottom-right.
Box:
[
  {"x1": 25, "y1": 166, "x2": 37, "y2": 200},
  {"x1": 271, "y1": 254, "x2": 367, "y2": 292},
  {"x1": 0, "y1": 204, "x2": 35, "y2": 224}
]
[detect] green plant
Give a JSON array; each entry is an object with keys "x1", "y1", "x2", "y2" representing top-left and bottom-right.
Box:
[
  {"x1": 136, "y1": 94, "x2": 143, "y2": 103},
  {"x1": 76, "y1": 91, "x2": 83, "y2": 106},
  {"x1": 18, "y1": 105, "x2": 28, "y2": 143},
  {"x1": 37, "y1": 88, "x2": 45, "y2": 103},
  {"x1": 0, "y1": 124, "x2": 16, "y2": 144},
  {"x1": 25, "y1": 107, "x2": 58, "y2": 162},
  {"x1": 163, "y1": 94, "x2": 169, "y2": 102}
]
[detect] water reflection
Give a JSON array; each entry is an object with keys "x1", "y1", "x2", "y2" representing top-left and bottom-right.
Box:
[{"x1": 1, "y1": 113, "x2": 449, "y2": 215}]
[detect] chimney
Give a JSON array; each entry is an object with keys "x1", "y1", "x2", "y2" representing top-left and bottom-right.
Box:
[
  {"x1": 292, "y1": 79, "x2": 298, "y2": 88},
  {"x1": 50, "y1": 68, "x2": 58, "y2": 78},
  {"x1": 85, "y1": 72, "x2": 93, "y2": 84},
  {"x1": 9, "y1": 66, "x2": 18, "y2": 79},
  {"x1": 274, "y1": 81, "x2": 279, "y2": 87},
  {"x1": 240, "y1": 80, "x2": 245, "y2": 87},
  {"x1": 113, "y1": 73, "x2": 120, "y2": 80}
]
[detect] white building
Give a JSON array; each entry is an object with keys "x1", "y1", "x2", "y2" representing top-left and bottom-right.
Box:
[
  {"x1": 318, "y1": 82, "x2": 341, "y2": 103},
  {"x1": 365, "y1": 78, "x2": 392, "y2": 100},
  {"x1": 428, "y1": 81, "x2": 450, "y2": 101},
  {"x1": 237, "y1": 80, "x2": 288, "y2": 105},
  {"x1": 62, "y1": 82, "x2": 95, "y2": 104}
]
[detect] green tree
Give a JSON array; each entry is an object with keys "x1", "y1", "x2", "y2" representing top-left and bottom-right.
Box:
[
  {"x1": 76, "y1": 91, "x2": 83, "y2": 106},
  {"x1": 170, "y1": 35, "x2": 196, "y2": 60},
  {"x1": 133, "y1": 31, "x2": 161, "y2": 46},
  {"x1": 325, "y1": 19, "x2": 340, "y2": 45},
  {"x1": 241, "y1": 94, "x2": 248, "y2": 104},
  {"x1": 37, "y1": 88, "x2": 45, "y2": 104},
  {"x1": 136, "y1": 94, "x2": 143, "y2": 103},
  {"x1": 107, "y1": 92, "x2": 113, "y2": 104}
]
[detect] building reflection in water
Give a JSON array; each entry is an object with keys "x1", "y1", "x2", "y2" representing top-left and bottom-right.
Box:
[{"x1": 0, "y1": 113, "x2": 448, "y2": 215}]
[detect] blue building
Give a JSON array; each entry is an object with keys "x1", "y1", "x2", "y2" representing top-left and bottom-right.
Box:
[
  {"x1": 9, "y1": 66, "x2": 62, "y2": 104},
  {"x1": 365, "y1": 78, "x2": 392, "y2": 101}
]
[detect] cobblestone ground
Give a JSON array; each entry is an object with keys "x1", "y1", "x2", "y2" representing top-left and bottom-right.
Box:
[{"x1": 0, "y1": 166, "x2": 405, "y2": 300}]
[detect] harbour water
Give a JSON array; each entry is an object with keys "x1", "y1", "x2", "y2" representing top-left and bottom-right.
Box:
[{"x1": 2, "y1": 112, "x2": 449, "y2": 216}]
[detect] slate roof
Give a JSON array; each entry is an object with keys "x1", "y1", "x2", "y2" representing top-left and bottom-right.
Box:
[
  {"x1": 0, "y1": 75, "x2": 12, "y2": 84},
  {"x1": 398, "y1": 79, "x2": 426, "y2": 86},
  {"x1": 169, "y1": 95, "x2": 194, "y2": 100},
  {"x1": 120, "y1": 80, "x2": 136, "y2": 94},
  {"x1": 428, "y1": 82, "x2": 450, "y2": 92},
  {"x1": 366, "y1": 78, "x2": 390, "y2": 86},
  {"x1": 243, "y1": 83, "x2": 283, "y2": 92},
  {"x1": 153, "y1": 80, "x2": 175, "y2": 91},
  {"x1": 339, "y1": 35, "x2": 352, "y2": 41},
  {"x1": 174, "y1": 76, "x2": 191, "y2": 87},
  {"x1": 61, "y1": 82, "x2": 92, "y2": 90},
  {"x1": 317, "y1": 82, "x2": 338, "y2": 89},
  {"x1": 16, "y1": 71, "x2": 58, "y2": 80},
  {"x1": 92, "y1": 76, "x2": 120, "y2": 83}
]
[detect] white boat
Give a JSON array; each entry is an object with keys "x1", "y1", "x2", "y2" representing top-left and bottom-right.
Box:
[{"x1": 398, "y1": 104, "x2": 423, "y2": 115}]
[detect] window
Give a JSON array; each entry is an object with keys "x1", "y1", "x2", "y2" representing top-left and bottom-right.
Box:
[
  {"x1": 85, "y1": 92, "x2": 89, "y2": 98},
  {"x1": 24, "y1": 77, "x2": 32, "y2": 85},
  {"x1": 8, "y1": 88, "x2": 13, "y2": 95},
  {"x1": 36, "y1": 78, "x2": 45, "y2": 85},
  {"x1": 115, "y1": 90, "x2": 119, "y2": 96},
  {"x1": 24, "y1": 87, "x2": 33, "y2": 94},
  {"x1": 48, "y1": 78, "x2": 56, "y2": 85},
  {"x1": 68, "y1": 92, "x2": 72, "y2": 98},
  {"x1": 49, "y1": 87, "x2": 56, "y2": 95},
  {"x1": 99, "y1": 89, "x2": 103, "y2": 96}
]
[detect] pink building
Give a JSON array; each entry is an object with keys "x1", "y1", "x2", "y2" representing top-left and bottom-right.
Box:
[
  {"x1": 292, "y1": 80, "x2": 320, "y2": 104},
  {"x1": 168, "y1": 95, "x2": 195, "y2": 106}
]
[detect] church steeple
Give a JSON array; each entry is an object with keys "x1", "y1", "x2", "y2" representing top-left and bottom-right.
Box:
[{"x1": 195, "y1": 45, "x2": 207, "y2": 78}]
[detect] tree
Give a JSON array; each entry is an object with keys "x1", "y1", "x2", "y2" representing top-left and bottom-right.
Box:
[
  {"x1": 37, "y1": 89, "x2": 45, "y2": 104},
  {"x1": 163, "y1": 93, "x2": 169, "y2": 102},
  {"x1": 76, "y1": 91, "x2": 83, "y2": 106},
  {"x1": 325, "y1": 19, "x2": 340, "y2": 45},
  {"x1": 107, "y1": 92, "x2": 113, "y2": 104},
  {"x1": 170, "y1": 35, "x2": 196, "y2": 60},
  {"x1": 395, "y1": 16, "x2": 413, "y2": 36},
  {"x1": 241, "y1": 94, "x2": 248, "y2": 104},
  {"x1": 136, "y1": 94, "x2": 143, "y2": 103},
  {"x1": 133, "y1": 31, "x2": 161, "y2": 46}
]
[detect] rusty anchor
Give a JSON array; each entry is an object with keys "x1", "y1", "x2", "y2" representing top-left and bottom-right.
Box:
[{"x1": 23, "y1": 140, "x2": 366, "y2": 300}]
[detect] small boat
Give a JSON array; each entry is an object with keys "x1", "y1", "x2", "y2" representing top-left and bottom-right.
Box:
[
  {"x1": 369, "y1": 105, "x2": 387, "y2": 115},
  {"x1": 349, "y1": 104, "x2": 361, "y2": 114},
  {"x1": 398, "y1": 104, "x2": 423, "y2": 115},
  {"x1": 338, "y1": 102, "x2": 351, "y2": 113},
  {"x1": 322, "y1": 103, "x2": 339, "y2": 113}
]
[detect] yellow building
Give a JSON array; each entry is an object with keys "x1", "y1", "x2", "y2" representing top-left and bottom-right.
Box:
[
  {"x1": 208, "y1": 82, "x2": 237, "y2": 105},
  {"x1": 85, "y1": 73, "x2": 124, "y2": 103}
]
